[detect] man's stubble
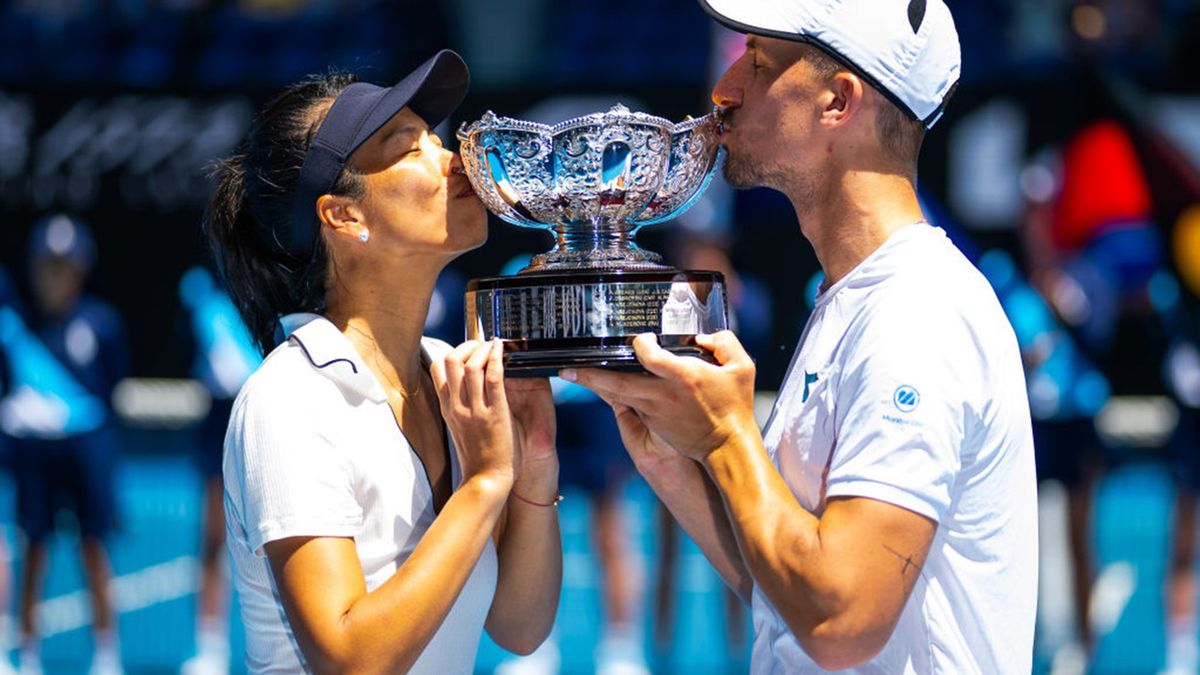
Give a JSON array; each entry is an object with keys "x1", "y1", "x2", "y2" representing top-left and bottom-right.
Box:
[{"x1": 722, "y1": 148, "x2": 817, "y2": 209}]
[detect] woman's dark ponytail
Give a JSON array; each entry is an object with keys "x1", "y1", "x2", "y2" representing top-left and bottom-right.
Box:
[
  {"x1": 205, "y1": 154, "x2": 296, "y2": 355},
  {"x1": 203, "y1": 73, "x2": 364, "y2": 355}
]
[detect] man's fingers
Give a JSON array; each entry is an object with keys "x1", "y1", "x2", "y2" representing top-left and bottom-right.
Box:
[
  {"x1": 588, "y1": 387, "x2": 617, "y2": 408},
  {"x1": 610, "y1": 402, "x2": 649, "y2": 450},
  {"x1": 561, "y1": 367, "x2": 660, "y2": 406},
  {"x1": 695, "y1": 330, "x2": 753, "y2": 368},
  {"x1": 632, "y1": 333, "x2": 691, "y2": 380},
  {"x1": 464, "y1": 339, "x2": 492, "y2": 370}
]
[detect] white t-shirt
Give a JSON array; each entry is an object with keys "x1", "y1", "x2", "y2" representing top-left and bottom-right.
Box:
[
  {"x1": 754, "y1": 224, "x2": 1038, "y2": 674},
  {"x1": 224, "y1": 313, "x2": 497, "y2": 674}
]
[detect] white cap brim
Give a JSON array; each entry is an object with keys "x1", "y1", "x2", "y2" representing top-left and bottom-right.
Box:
[
  {"x1": 699, "y1": 0, "x2": 805, "y2": 39},
  {"x1": 696, "y1": 0, "x2": 961, "y2": 129}
]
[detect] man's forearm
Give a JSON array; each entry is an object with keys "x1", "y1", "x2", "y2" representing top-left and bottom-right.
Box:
[
  {"x1": 701, "y1": 433, "x2": 832, "y2": 636},
  {"x1": 703, "y1": 433, "x2": 821, "y2": 558},
  {"x1": 641, "y1": 454, "x2": 753, "y2": 601},
  {"x1": 702, "y1": 434, "x2": 938, "y2": 668}
]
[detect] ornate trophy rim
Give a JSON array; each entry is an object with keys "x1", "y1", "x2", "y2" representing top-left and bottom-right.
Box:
[
  {"x1": 455, "y1": 104, "x2": 683, "y2": 141},
  {"x1": 456, "y1": 104, "x2": 724, "y2": 273}
]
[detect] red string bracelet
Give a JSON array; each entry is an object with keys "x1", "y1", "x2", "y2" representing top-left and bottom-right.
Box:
[{"x1": 512, "y1": 491, "x2": 564, "y2": 508}]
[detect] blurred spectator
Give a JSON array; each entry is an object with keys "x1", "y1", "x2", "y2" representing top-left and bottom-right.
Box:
[
  {"x1": 1021, "y1": 111, "x2": 1184, "y2": 670},
  {"x1": 654, "y1": 232, "x2": 770, "y2": 657},
  {"x1": 1163, "y1": 307, "x2": 1200, "y2": 675},
  {"x1": 983, "y1": 244, "x2": 1111, "y2": 671},
  {"x1": 1142, "y1": 132, "x2": 1200, "y2": 675},
  {"x1": 0, "y1": 215, "x2": 130, "y2": 675},
  {"x1": 176, "y1": 266, "x2": 261, "y2": 675},
  {"x1": 1017, "y1": 149, "x2": 1112, "y2": 669},
  {"x1": 0, "y1": 268, "x2": 19, "y2": 675},
  {"x1": 555, "y1": 383, "x2": 646, "y2": 675}
]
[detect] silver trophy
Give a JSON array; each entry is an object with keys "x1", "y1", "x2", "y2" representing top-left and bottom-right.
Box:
[{"x1": 457, "y1": 104, "x2": 729, "y2": 375}]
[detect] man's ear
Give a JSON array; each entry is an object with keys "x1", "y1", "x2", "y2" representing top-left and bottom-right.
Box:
[
  {"x1": 316, "y1": 194, "x2": 367, "y2": 241},
  {"x1": 820, "y1": 71, "x2": 865, "y2": 129}
]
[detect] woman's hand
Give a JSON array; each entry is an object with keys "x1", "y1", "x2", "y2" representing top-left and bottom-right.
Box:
[
  {"x1": 430, "y1": 339, "x2": 515, "y2": 489},
  {"x1": 504, "y1": 377, "x2": 558, "y2": 497}
]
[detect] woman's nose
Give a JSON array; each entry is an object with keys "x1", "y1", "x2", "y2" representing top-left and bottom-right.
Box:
[{"x1": 447, "y1": 151, "x2": 465, "y2": 176}]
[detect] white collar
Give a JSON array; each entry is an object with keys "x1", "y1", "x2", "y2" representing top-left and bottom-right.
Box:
[{"x1": 280, "y1": 313, "x2": 388, "y2": 404}]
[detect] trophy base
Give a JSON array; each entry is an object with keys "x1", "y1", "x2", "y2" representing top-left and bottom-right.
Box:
[
  {"x1": 466, "y1": 269, "x2": 729, "y2": 377},
  {"x1": 502, "y1": 336, "x2": 716, "y2": 378}
]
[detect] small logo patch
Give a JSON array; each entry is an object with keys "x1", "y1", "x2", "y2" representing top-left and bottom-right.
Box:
[
  {"x1": 893, "y1": 385, "x2": 920, "y2": 413},
  {"x1": 802, "y1": 371, "x2": 819, "y2": 403}
]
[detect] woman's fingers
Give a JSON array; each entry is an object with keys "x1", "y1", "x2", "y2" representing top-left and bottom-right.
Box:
[
  {"x1": 441, "y1": 348, "x2": 467, "y2": 409},
  {"x1": 484, "y1": 339, "x2": 507, "y2": 410},
  {"x1": 439, "y1": 340, "x2": 517, "y2": 483},
  {"x1": 463, "y1": 339, "x2": 492, "y2": 410},
  {"x1": 443, "y1": 340, "x2": 510, "y2": 414},
  {"x1": 429, "y1": 357, "x2": 451, "y2": 413}
]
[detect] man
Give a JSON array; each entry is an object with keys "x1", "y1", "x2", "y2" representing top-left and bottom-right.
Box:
[{"x1": 561, "y1": 1, "x2": 1038, "y2": 672}]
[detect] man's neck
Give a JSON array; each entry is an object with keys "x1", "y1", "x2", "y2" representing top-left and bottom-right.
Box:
[{"x1": 789, "y1": 169, "x2": 925, "y2": 287}]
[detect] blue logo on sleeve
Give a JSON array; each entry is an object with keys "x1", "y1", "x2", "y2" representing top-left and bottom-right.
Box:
[
  {"x1": 802, "y1": 371, "x2": 819, "y2": 403},
  {"x1": 893, "y1": 385, "x2": 920, "y2": 413}
]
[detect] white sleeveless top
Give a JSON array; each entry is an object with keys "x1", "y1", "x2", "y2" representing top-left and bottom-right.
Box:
[{"x1": 224, "y1": 313, "x2": 497, "y2": 673}]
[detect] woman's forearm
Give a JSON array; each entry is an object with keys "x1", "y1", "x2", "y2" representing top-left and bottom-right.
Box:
[
  {"x1": 486, "y1": 473, "x2": 563, "y2": 654},
  {"x1": 275, "y1": 474, "x2": 511, "y2": 675},
  {"x1": 344, "y1": 475, "x2": 512, "y2": 671}
]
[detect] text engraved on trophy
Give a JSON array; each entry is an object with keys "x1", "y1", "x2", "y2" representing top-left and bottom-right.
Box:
[{"x1": 490, "y1": 282, "x2": 704, "y2": 340}]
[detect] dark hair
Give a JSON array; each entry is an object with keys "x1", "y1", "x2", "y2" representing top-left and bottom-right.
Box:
[
  {"x1": 204, "y1": 73, "x2": 367, "y2": 355},
  {"x1": 874, "y1": 99, "x2": 926, "y2": 167},
  {"x1": 803, "y1": 47, "x2": 926, "y2": 167}
]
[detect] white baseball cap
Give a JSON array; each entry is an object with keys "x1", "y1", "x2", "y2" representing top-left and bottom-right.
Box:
[{"x1": 699, "y1": 0, "x2": 961, "y2": 128}]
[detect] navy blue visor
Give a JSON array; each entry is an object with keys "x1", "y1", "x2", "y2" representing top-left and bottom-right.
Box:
[{"x1": 287, "y1": 49, "x2": 469, "y2": 258}]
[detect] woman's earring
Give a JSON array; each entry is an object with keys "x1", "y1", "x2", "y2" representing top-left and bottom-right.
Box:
[{"x1": 359, "y1": 229, "x2": 370, "y2": 244}]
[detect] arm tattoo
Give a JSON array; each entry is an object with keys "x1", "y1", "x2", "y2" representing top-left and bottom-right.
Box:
[{"x1": 883, "y1": 544, "x2": 925, "y2": 581}]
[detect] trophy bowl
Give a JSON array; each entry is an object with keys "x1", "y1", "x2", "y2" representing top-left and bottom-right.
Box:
[{"x1": 457, "y1": 104, "x2": 730, "y2": 376}]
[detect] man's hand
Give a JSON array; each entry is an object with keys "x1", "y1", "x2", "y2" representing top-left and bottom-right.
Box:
[
  {"x1": 608, "y1": 401, "x2": 688, "y2": 477},
  {"x1": 563, "y1": 331, "x2": 757, "y2": 461}
]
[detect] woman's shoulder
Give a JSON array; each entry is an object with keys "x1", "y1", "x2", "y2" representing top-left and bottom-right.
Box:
[
  {"x1": 234, "y1": 339, "x2": 341, "y2": 417},
  {"x1": 225, "y1": 339, "x2": 352, "y2": 472}
]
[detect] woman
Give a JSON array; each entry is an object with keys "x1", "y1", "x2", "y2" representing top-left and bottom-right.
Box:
[{"x1": 205, "y1": 50, "x2": 562, "y2": 673}]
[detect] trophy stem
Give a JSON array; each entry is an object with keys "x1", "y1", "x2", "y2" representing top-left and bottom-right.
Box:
[{"x1": 523, "y1": 225, "x2": 666, "y2": 272}]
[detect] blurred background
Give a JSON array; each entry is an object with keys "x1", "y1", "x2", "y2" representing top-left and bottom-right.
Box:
[{"x1": 0, "y1": 0, "x2": 1198, "y2": 673}]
